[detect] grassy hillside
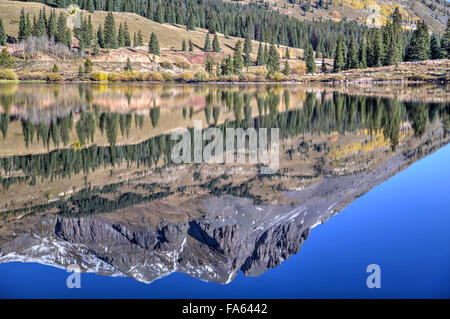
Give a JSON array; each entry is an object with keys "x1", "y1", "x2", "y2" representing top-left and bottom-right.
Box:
[{"x1": 0, "y1": 0, "x2": 303, "y2": 58}]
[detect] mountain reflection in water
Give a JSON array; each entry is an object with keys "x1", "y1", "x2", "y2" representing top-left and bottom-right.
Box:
[{"x1": 0, "y1": 83, "x2": 449, "y2": 284}]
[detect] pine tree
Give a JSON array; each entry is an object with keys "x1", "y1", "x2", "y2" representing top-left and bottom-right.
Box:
[
  {"x1": 256, "y1": 42, "x2": 264, "y2": 66},
  {"x1": 429, "y1": 34, "x2": 441, "y2": 60},
  {"x1": 47, "y1": 10, "x2": 57, "y2": 41},
  {"x1": 189, "y1": 38, "x2": 193, "y2": 51},
  {"x1": 212, "y1": 34, "x2": 220, "y2": 52},
  {"x1": 370, "y1": 29, "x2": 384, "y2": 67},
  {"x1": 186, "y1": 12, "x2": 195, "y2": 31},
  {"x1": 124, "y1": 22, "x2": 131, "y2": 47},
  {"x1": 182, "y1": 39, "x2": 187, "y2": 51},
  {"x1": 84, "y1": 58, "x2": 93, "y2": 74},
  {"x1": 305, "y1": 43, "x2": 316, "y2": 73},
  {"x1": 18, "y1": 8, "x2": 26, "y2": 41},
  {"x1": 97, "y1": 25, "x2": 105, "y2": 48},
  {"x1": 442, "y1": 20, "x2": 450, "y2": 58},
  {"x1": 233, "y1": 40, "x2": 244, "y2": 74},
  {"x1": 406, "y1": 20, "x2": 430, "y2": 61},
  {"x1": 155, "y1": 2, "x2": 164, "y2": 24},
  {"x1": 267, "y1": 44, "x2": 280, "y2": 74},
  {"x1": 124, "y1": 57, "x2": 132, "y2": 72},
  {"x1": 283, "y1": 59, "x2": 290, "y2": 76},
  {"x1": 87, "y1": 0, "x2": 95, "y2": 13},
  {"x1": 204, "y1": 33, "x2": 211, "y2": 51},
  {"x1": 137, "y1": 30, "x2": 143, "y2": 46},
  {"x1": 56, "y1": 13, "x2": 68, "y2": 45},
  {"x1": 285, "y1": 47, "x2": 290, "y2": 59},
  {"x1": 390, "y1": 7, "x2": 403, "y2": 64},
  {"x1": 358, "y1": 38, "x2": 367, "y2": 68},
  {"x1": 263, "y1": 43, "x2": 269, "y2": 64},
  {"x1": 103, "y1": 12, "x2": 117, "y2": 49},
  {"x1": 133, "y1": 32, "x2": 137, "y2": 47},
  {"x1": 321, "y1": 57, "x2": 327, "y2": 73},
  {"x1": 244, "y1": 32, "x2": 252, "y2": 54},
  {"x1": 205, "y1": 55, "x2": 214, "y2": 74},
  {"x1": 118, "y1": 23, "x2": 125, "y2": 47},
  {"x1": 346, "y1": 36, "x2": 358, "y2": 69},
  {"x1": 149, "y1": 32, "x2": 160, "y2": 56},
  {"x1": 333, "y1": 34, "x2": 345, "y2": 72},
  {"x1": 0, "y1": 18, "x2": 6, "y2": 46}
]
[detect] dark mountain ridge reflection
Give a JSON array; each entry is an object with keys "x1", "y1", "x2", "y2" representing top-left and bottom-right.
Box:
[{"x1": 0, "y1": 83, "x2": 449, "y2": 284}]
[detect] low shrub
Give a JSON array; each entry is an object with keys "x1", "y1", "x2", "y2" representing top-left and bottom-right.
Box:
[
  {"x1": 146, "y1": 72, "x2": 164, "y2": 81},
  {"x1": 291, "y1": 62, "x2": 307, "y2": 75},
  {"x1": 174, "y1": 60, "x2": 190, "y2": 70},
  {"x1": 160, "y1": 61, "x2": 173, "y2": 69},
  {"x1": 162, "y1": 72, "x2": 173, "y2": 81},
  {"x1": 91, "y1": 71, "x2": 108, "y2": 81},
  {"x1": 17, "y1": 72, "x2": 47, "y2": 81},
  {"x1": 0, "y1": 69, "x2": 18, "y2": 80},
  {"x1": 107, "y1": 72, "x2": 120, "y2": 82},
  {"x1": 182, "y1": 72, "x2": 194, "y2": 82},
  {"x1": 45, "y1": 73, "x2": 63, "y2": 82},
  {"x1": 267, "y1": 72, "x2": 286, "y2": 81}
]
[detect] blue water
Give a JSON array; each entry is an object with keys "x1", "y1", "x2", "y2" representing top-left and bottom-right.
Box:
[{"x1": 1, "y1": 144, "x2": 449, "y2": 299}]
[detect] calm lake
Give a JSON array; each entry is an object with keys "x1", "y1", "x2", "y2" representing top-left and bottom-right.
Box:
[{"x1": 0, "y1": 83, "x2": 449, "y2": 298}]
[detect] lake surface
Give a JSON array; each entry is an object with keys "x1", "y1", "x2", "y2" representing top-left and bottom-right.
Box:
[{"x1": 0, "y1": 83, "x2": 448, "y2": 298}]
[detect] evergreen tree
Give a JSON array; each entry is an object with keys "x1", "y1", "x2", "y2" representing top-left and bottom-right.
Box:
[
  {"x1": 358, "y1": 38, "x2": 367, "y2": 68},
  {"x1": 346, "y1": 36, "x2": 358, "y2": 69},
  {"x1": 118, "y1": 23, "x2": 125, "y2": 47},
  {"x1": 283, "y1": 59, "x2": 290, "y2": 76},
  {"x1": 87, "y1": 0, "x2": 95, "y2": 13},
  {"x1": 370, "y1": 29, "x2": 384, "y2": 67},
  {"x1": 389, "y1": 7, "x2": 403, "y2": 64},
  {"x1": 333, "y1": 34, "x2": 345, "y2": 72},
  {"x1": 148, "y1": 32, "x2": 160, "y2": 56},
  {"x1": 233, "y1": 40, "x2": 244, "y2": 74},
  {"x1": 52, "y1": 64, "x2": 59, "y2": 73},
  {"x1": 285, "y1": 46, "x2": 290, "y2": 59},
  {"x1": 256, "y1": 42, "x2": 264, "y2": 66},
  {"x1": 204, "y1": 33, "x2": 211, "y2": 51},
  {"x1": 47, "y1": 10, "x2": 57, "y2": 41},
  {"x1": 244, "y1": 31, "x2": 252, "y2": 54},
  {"x1": 205, "y1": 55, "x2": 214, "y2": 74},
  {"x1": 133, "y1": 32, "x2": 137, "y2": 47},
  {"x1": 267, "y1": 44, "x2": 280, "y2": 74},
  {"x1": 97, "y1": 25, "x2": 105, "y2": 48},
  {"x1": 263, "y1": 43, "x2": 269, "y2": 64},
  {"x1": 212, "y1": 33, "x2": 220, "y2": 52},
  {"x1": 429, "y1": 34, "x2": 441, "y2": 60},
  {"x1": 155, "y1": 2, "x2": 164, "y2": 24},
  {"x1": 442, "y1": 20, "x2": 450, "y2": 58},
  {"x1": 321, "y1": 57, "x2": 327, "y2": 73},
  {"x1": 406, "y1": 20, "x2": 430, "y2": 61},
  {"x1": 182, "y1": 39, "x2": 187, "y2": 51},
  {"x1": 137, "y1": 30, "x2": 143, "y2": 46},
  {"x1": 186, "y1": 12, "x2": 195, "y2": 31},
  {"x1": 305, "y1": 43, "x2": 316, "y2": 73},
  {"x1": 189, "y1": 38, "x2": 193, "y2": 51},
  {"x1": 84, "y1": 58, "x2": 93, "y2": 73},
  {"x1": 103, "y1": 12, "x2": 117, "y2": 49},
  {"x1": 0, "y1": 18, "x2": 6, "y2": 46},
  {"x1": 124, "y1": 57, "x2": 132, "y2": 72},
  {"x1": 124, "y1": 22, "x2": 131, "y2": 47}
]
